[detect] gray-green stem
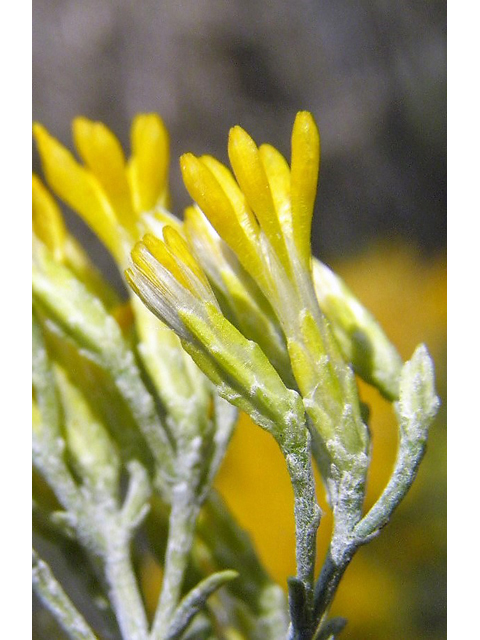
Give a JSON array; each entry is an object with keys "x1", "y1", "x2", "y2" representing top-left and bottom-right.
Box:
[
  {"x1": 150, "y1": 483, "x2": 201, "y2": 639},
  {"x1": 313, "y1": 401, "x2": 434, "y2": 631},
  {"x1": 353, "y1": 428, "x2": 428, "y2": 541},
  {"x1": 103, "y1": 532, "x2": 149, "y2": 640},
  {"x1": 283, "y1": 432, "x2": 321, "y2": 639}
]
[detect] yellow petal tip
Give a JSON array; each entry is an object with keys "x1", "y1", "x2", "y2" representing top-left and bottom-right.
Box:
[
  {"x1": 180, "y1": 152, "x2": 196, "y2": 169},
  {"x1": 228, "y1": 125, "x2": 253, "y2": 151},
  {"x1": 32, "y1": 122, "x2": 48, "y2": 143}
]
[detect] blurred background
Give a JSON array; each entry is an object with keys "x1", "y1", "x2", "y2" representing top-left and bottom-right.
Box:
[{"x1": 33, "y1": 1, "x2": 446, "y2": 638}]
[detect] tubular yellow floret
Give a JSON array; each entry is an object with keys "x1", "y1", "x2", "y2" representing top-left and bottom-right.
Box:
[
  {"x1": 290, "y1": 111, "x2": 320, "y2": 269},
  {"x1": 258, "y1": 144, "x2": 292, "y2": 233},
  {"x1": 228, "y1": 126, "x2": 277, "y2": 224},
  {"x1": 140, "y1": 234, "x2": 194, "y2": 295},
  {"x1": 33, "y1": 123, "x2": 119, "y2": 258},
  {"x1": 32, "y1": 174, "x2": 67, "y2": 261},
  {"x1": 130, "y1": 243, "x2": 165, "y2": 291},
  {"x1": 72, "y1": 117, "x2": 137, "y2": 234},
  {"x1": 199, "y1": 155, "x2": 261, "y2": 241},
  {"x1": 228, "y1": 126, "x2": 292, "y2": 274},
  {"x1": 140, "y1": 231, "x2": 214, "y2": 302},
  {"x1": 162, "y1": 226, "x2": 211, "y2": 290},
  {"x1": 180, "y1": 153, "x2": 264, "y2": 283},
  {"x1": 128, "y1": 114, "x2": 169, "y2": 214}
]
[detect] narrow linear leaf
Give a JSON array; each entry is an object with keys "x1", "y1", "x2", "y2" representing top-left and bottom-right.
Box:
[
  {"x1": 164, "y1": 570, "x2": 238, "y2": 640},
  {"x1": 354, "y1": 344, "x2": 440, "y2": 541},
  {"x1": 397, "y1": 343, "x2": 440, "y2": 440},
  {"x1": 312, "y1": 258, "x2": 403, "y2": 400},
  {"x1": 32, "y1": 550, "x2": 98, "y2": 640},
  {"x1": 197, "y1": 492, "x2": 289, "y2": 637},
  {"x1": 32, "y1": 310, "x2": 62, "y2": 438},
  {"x1": 313, "y1": 617, "x2": 347, "y2": 640},
  {"x1": 33, "y1": 243, "x2": 175, "y2": 487}
]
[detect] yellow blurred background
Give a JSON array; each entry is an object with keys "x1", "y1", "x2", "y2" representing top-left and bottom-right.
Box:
[{"x1": 215, "y1": 243, "x2": 447, "y2": 640}]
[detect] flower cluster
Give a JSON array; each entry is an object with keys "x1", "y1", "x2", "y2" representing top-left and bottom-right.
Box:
[
  {"x1": 34, "y1": 115, "x2": 175, "y2": 265},
  {"x1": 33, "y1": 110, "x2": 438, "y2": 640},
  {"x1": 126, "y1": 113, "x2": 371, "y2": 488},
  {"x1": 34, "y1": 110, "x2": 405, "y2": 487}
]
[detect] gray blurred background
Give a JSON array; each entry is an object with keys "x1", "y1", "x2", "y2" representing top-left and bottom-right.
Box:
[{"x1": 33, "y1": 0, "x2": 446, "y2": 276}]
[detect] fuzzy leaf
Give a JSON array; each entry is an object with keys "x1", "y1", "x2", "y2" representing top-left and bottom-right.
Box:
[
  {"x1": 313, "y1": 259, "x2": 403, "y2": 400},
  {"x1": 314, "y1": 617, "x2": 347, "y2": 640},
  {"x1": 397, "y1": 343, "x2": 440, "y2": 441},
  {"x1": 54, "y1": 365, "x2": 121, "y2": 496},
  {"x1": 32, "y1": 310, "x2": 62, "y2": 439},
  {"x1": 32, "y1": 550, "x2": 98, "y2": 640},
  {"x1": 165, "y1": 570, "x2": 238, "y2": 640},
  {"x1": 33, "y1": 242, "x2": 175, "y2": 490}
]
